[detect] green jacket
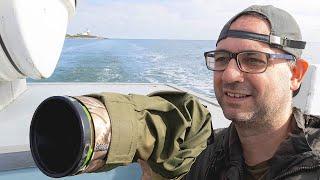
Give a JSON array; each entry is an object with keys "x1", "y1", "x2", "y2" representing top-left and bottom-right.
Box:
[{"x1": 87, "y1": 91, "x2": 320, "y2": 179}]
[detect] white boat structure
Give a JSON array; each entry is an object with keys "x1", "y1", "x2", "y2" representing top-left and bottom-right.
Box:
[{"x1": 0, "y1": 0, "x2": 319, "y2": 179}]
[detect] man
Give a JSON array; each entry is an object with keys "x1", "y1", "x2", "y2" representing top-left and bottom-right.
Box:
[
  {"x1": 139, "y1": 5, "x2": 318, "y2": 179},
  {"x1": 32, "y1": 4, "x2": 319, "y2": 180},
  {"x1": 183, "y1": 5, "x2": 317, "y2": 180}
]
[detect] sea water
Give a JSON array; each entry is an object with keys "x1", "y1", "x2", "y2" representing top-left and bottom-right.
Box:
[
  {"x1": 29, "y1": 39, "x2": 216, "y2": 97},
  {"x1": 29, "y1": 39, "x2": 320, "y2": 98}
]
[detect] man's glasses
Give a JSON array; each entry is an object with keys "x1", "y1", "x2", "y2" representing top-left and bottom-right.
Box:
[{"x1": 204, "y1": 50, "x2": 296, "y2": 74}]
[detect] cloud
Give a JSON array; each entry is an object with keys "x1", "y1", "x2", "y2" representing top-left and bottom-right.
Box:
[{"x1": 67, "y1": 0, "x2": 320, "y2": 41}]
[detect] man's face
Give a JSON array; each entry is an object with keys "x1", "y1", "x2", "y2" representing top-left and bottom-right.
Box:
[{"x1": 214, "y1": 15, "x2": 294, "y2": 124}]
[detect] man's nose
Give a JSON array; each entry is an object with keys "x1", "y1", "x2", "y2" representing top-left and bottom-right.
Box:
[{"x1": 221, "y1": 58, "x2": 244, "y2": 83}]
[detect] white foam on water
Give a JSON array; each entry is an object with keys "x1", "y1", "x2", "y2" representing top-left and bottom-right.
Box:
[
  {"x1": 147, "y1": 53, "x2": 166, "y2": 62},
  {"x1": 129, "y1": 43, "x2": 146, "y2": 51},
  {"x1": 142, "y1": 65, "x2": 214, "y2": 97}
]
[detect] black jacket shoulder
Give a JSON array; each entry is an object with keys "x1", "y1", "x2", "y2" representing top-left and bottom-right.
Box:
[{"x1": 183, "y1": 128, "x2": 228, "y2": 180}]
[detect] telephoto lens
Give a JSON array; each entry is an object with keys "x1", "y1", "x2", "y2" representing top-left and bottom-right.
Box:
[{"x1": 29, "y1": 96, "x2": 111, "y2": 178}]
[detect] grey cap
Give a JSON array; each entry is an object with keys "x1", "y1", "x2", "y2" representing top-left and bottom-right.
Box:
[{"x1": 217, "y1": 5, "x2": 305, "y2": 58}]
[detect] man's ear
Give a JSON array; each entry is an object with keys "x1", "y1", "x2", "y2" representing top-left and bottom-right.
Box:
[{"x1": 291, "y1": 59, "x2": 309, "y2": 91}]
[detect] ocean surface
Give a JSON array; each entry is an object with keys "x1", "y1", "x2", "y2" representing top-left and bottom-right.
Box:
[{"x1": 29, "y1": 39, "x2": 320, "y2": 98}]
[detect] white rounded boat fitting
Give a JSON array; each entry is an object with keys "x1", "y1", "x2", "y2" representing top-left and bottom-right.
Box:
[{"x1": 0, "y1": 0, "x2": 76, "y2": 81}]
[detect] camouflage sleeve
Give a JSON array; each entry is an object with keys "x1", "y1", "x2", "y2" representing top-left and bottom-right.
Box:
[{"x1": 86, "y1": 91, "x2": 212, "y2": 179}]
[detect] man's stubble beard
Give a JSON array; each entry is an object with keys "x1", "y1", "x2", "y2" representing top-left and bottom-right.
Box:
[
  {"x1": 232, "y1": 99, "x2": 281, "y2": 132},
  {"x1": 217, "y1": 79, "x2": 292, "y2": 134}
]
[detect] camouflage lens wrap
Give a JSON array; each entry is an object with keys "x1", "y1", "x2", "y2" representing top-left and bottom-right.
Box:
[
  {"x1": 73, "y1": 96, "x2": 112, "y2": 173},
  {"x1": 85, "y1": 91, "x2": 213, "y2": 179}
]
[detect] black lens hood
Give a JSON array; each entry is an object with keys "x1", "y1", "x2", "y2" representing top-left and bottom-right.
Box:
[{"x1": 30, "y1": 96, "x2": 93, "y2": 178}]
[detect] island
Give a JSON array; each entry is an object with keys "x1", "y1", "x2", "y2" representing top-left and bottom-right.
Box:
[{"x1": 66, "y1": 30, "x2": 107, "y2": 39}]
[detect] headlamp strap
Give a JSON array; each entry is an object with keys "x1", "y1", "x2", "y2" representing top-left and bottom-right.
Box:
[{"x1": 223, "y1": 30, "x2": 306, "y2": 49}]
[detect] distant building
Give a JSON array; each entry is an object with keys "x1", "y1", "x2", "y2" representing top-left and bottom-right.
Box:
[
  {"x1": 80, "y1": 29, "x2": 91, "y2": 36},
  {"x1": 66, "y1": 29, "x2": 106, "y2": 39}
]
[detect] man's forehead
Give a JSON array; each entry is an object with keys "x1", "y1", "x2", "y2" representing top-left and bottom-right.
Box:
[
  {"x1": 216, "y1": 38, "x2": 272, "y2": 53},
  {"x1": 216, "y1": 16, "x2": 272, "y2": 52},
  {"x1": 229, "y1": 15, "x2": 271, "y2": 35},
  {"x1": 217, "y1": 15, "x2": 273, "y2": 52}
]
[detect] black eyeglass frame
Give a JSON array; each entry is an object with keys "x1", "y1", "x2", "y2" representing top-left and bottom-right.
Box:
[{"x1": 204, "y1": 50, "x2": 296, "y2": 74}]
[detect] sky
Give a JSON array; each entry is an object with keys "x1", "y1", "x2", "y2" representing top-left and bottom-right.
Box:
[{"x1": 67, "y1": 0, "x2": 320, "y2": 41}]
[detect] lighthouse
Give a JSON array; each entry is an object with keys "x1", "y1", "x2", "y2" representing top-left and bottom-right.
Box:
[{"x1": 81, "y1": 29, "x2": 91, "y2": 36}]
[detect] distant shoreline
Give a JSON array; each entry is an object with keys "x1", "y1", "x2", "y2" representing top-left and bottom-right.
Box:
[{"x1": 65, "y1": 34, "x2": 107, "y2": 40}]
